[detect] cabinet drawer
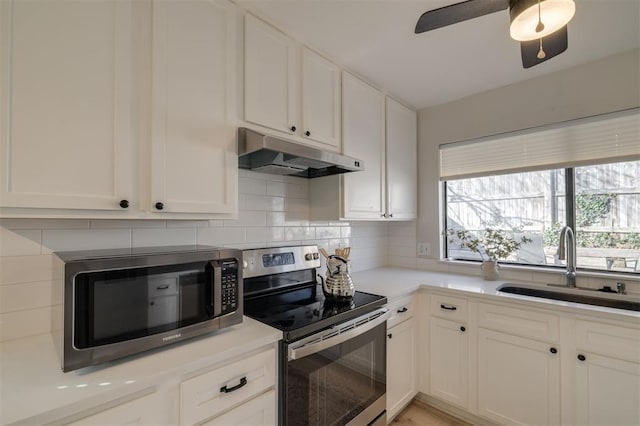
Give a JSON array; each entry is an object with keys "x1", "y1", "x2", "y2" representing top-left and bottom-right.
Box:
[
  {"x1": 180, "y1": 348, "x2": 276, "y2": 426},
  {"x1": 430, "y1": 294, "x2": 467, "y2": 323},
  {"x1": 387, "y1": 295, "x2": 416, "y2": 328},
  {"x1": 575, "y1": 320, "x2": 640, "y2": 362},
  {"x1": 202, "y1": 389, "x2": 276, "y2": 426},
  {"x1": 478, "y1": 303, "x2": 559, "y2": 342}
]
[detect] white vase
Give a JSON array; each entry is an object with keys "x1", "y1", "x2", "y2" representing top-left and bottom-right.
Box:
[{"x1": 481, "y1": 260, "x2": 500, "y2": 281}]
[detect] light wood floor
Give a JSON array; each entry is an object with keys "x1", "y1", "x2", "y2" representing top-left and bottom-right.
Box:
[{"x1": 390, "y1": 400, "x2": 471, "y2": 426}]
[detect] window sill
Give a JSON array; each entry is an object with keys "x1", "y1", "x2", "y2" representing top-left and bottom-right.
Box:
[{"x1": 436, "y1": 258, "x2": 640, "y2": 283}]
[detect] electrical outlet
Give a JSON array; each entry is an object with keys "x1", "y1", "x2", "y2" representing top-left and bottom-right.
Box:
[{"x1": 417, "y1": 242, "x2": 431, "y2": 256}]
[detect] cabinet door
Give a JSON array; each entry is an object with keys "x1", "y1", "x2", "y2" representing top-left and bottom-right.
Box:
[
  {"x1": 342, "y1": 72, "x2": 385, "y2": 219},
  {"x1": 387, "y1": 317, "x2": 417, "y2": 419},
  {"x1": 150, "y1": 0, "x2": 237, "y2": 215},
  {"x1": 478, "y1": 328, "x2": 560, "y2": 425},
  {"x1": 385, "y1": 98, "x2": 417, "y2": 220},
  {"x1": 0, "y1": 0, "x2": 135, "y2": 211},
  {"x1": 301, "y1": 48, "x2": 340, "y2": 150},
  {"x1": 68, "y1": 391, "x2": 174, "y2": 426},
  {"x1": 244, "y1": 14, "x2": 297, "y2": 135},
  {"x1": 575, "y1": 352, "x2": 640, "y2": 426},
  {"x1": 428, "y1": 317, "x2": 468, "y2": 409},
  {"x1": 203, "y1": 389, "x2": 276, "y2": 426}
]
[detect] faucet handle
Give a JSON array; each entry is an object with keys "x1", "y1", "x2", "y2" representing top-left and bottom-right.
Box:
[{"x1": 616, "y1": 282, "x2": 626, "y2": 295}]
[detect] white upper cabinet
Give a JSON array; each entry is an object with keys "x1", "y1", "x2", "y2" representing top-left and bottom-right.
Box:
[
  {"x1": 244, "y1": 13, "x2": 297, "y2": 137},
  {"x1": 386, "y1": 97, "x2": 417, "y2": 220},
  {"x1": 244, "y1": 14, "x2": 340, "y2": 151},
  {"x1": 341, "y1": 71, "x2": 386, "y2": 219},
  {"x1": 150, "y1": 0, "x2": 237, "y2": 215},
  {"x1": 301, "y1": 48, "x2": 341, "y2": 150},
  {"x1": 0, "y1": 0, "x2": 135, "y2": 211}
]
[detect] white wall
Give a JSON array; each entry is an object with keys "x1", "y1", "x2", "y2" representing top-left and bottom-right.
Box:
[
  {"x1": 0, "y1": 170, "x2": 388, "y2": 342},
  {"x1": 388, "y1": 49, "x2": 640, "y2": 286}
]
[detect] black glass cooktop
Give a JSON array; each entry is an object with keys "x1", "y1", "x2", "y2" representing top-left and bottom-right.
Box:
[{"x1": 244, "y1": 284, "x2": 387, "y2": 342}]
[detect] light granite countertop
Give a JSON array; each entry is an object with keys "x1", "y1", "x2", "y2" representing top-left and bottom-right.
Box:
[{"x1": 350, "y1": 267, "x2": 640, "y2": 322}]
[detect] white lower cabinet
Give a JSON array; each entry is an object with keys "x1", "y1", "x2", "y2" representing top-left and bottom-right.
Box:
[
  {"x1": 387, "y1": 317, "x2": 417, "y2": 419},
  {"x1": 386, "y1": 296, "x2": 418, "y2": 420},
  {"x1": 180, "y1": 348, "x2": 276, "y2": 425},
  {"x1": 203, "y1": 389, "x2": 276, "y2": 426},
  {"x1": 573, "y1": 319, "x2": 640, "y2": 426},
  {"x1": 477, "y1": 328, "x2": 560, "y2": 425},
  {"x1": 67, "y1": 391, "x2": 174, "y2": 425},
  {"x1": 429, "y1": 317, "x2": 468, "y2": 409}
]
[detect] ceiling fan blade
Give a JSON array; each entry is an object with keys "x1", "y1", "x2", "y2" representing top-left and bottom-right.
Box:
[
  {"x1": 520, "y1": 26, "x2": 568, "y2": 68},
  {"x1": 415, "y1": 0, "x2": 509, "y2": 34}
]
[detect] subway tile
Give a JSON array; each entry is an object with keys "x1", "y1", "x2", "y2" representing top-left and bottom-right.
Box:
[
  {"x1": 340, "y1": 227, "x2": 352, "y2": 238},
  {"x1": 208, "y1": 220, "x2": 224, "y2": 227},
  {"x1": 132, "y1": 228, "x2": 196, "y2": 247},
  {"x1": 388, "y1": 245, "x2": 416, "y2": 258},
  {"x1": 266, "y1": 212, "x2": 286, "y2": 227},
  {"x1": 197, "y1": 228, "x2": 246, "y2": 245},
  {"x1": 285, "y1": 227, "x2": 315, "y2": 241},
  {"x1": 0, "y1": 219, "x2": 89, "y2": 230},
  {"x1": 0, "y1": 281, "x2": 53, "y2": 314},
  {"x1": 223, "y1": 211, "x2": 267, "y2": 228},
  {"x1": 1, "y1": 306, "x2": 51, "y2": 342},
  {"x1": 266, "y1": 181, "x2": 302, "y2": 198},
  {"x1": 0, "y1": 255, "x2": 53, "y2": 285},
  {"x1": 42, "y1": 229, "x2": 131, "y2": 254},
  {"x1": 245, "y1": 195, "x2": 285, "y2": 212},
  {"x1": 0, "y1": 228, "x2": 42, "y2": 256},
  {"x1": 245, "y1": 227, "x2": 285, "y2": 243},
  {"x1": 166, "y1": 220, "x2": 210, "y2": 228},
  {"x1": 316, "y1": 227, "x2": 341, "y2": 239},
  {"x1": 90, "y1": 219, "x2": 166, "y2": 229},
  {"x1": 239, "y1": 169, "x2": 284, "y2": 182},
  {"x1": 239, "y1": 177, "x2": 267, "y2": 195}
]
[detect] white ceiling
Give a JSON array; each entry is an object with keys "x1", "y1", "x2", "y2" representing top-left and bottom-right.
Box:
[{"x1": 236, "y1": 0, "x2": 640, "y2": 109}]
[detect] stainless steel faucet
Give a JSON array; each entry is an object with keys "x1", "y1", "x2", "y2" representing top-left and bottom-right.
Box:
[{"x1": 558, "y1": 226, "x2": 577, "y2": 287}]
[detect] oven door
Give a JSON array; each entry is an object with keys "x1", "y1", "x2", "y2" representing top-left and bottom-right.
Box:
[{"x1": 284, "y1": 308, "x2": 388, "y2": 426}]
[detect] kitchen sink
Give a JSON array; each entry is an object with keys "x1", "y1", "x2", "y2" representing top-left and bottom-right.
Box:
[{"x1": 497, "y1": 284, "x2": 640, "y2": 312}]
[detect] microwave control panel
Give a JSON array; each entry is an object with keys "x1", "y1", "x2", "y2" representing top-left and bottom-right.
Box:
[{"x1": 220, "y1": 259, "x2": 239, "y2": 314}]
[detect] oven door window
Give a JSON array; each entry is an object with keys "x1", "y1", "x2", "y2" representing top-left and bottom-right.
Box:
[
  {"x1": 73, "y1": 262, "x2": 213, "y2": 349},
  {"x1": 287, "y1": 322, "x2": 386, "y2": 426}
]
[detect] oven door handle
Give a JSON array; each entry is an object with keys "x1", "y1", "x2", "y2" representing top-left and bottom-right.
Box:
[{"x1": 288, "y1": 308, "x2": 389, "y2": 360}]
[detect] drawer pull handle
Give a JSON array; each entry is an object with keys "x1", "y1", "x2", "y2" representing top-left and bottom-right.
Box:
[
  {"x1": 397, "y1": 307, "x2": 408, "y2": 313},
  {"x1": 440, "y1": 304, "x2": 457, "y2": 311},
  {"x1": 220, "y1": 377, "x2": 247, "y2": 393},
  {"x1": 156, "y1": 285, "x2": 170, "y2": 290}
]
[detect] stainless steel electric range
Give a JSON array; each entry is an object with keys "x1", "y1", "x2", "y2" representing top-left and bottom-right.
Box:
[{"x1": 243, "y1": 245, "x2": 388, "y2": 426}]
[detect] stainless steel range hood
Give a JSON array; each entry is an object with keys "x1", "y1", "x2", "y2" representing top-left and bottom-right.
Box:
[{"x1": 238, "y1": 128, "x2": 364, "y2": 178}]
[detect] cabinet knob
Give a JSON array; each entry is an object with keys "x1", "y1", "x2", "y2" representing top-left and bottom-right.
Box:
[
  {"x1": 577, "y1": 354, "x2": 586, "y2": 361},
  {"x1": 305, "y1": 130, "x2": 311, "y2": 136},
  {"x1": 119, "y1": 199, "x2": 129, "y2": 209},
  {"x1": 397, "y1": 307, "x2": 408, "y2": 313},
  {"x1": 389, "y1": 213, "x2": 394, "y2": 218},
  {"x1": 387, "y1": 333, "x2": 393, "y2": 339},
  {"x1": 290, "y1": 126, "x2": 296, "y2": 132},
  {"x1": 460, "y1": 326, "x2": 466, "y2": 332},
  {"x1": 155, "y1": 202, "x2": 164, "y2": 210},
  {"x1": 550, "y1": 347, "x2": 557, "y2": 354}
]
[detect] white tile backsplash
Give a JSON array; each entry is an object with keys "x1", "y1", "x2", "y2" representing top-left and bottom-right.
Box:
[{"x1": 0, "y1": 171, "x2": 391, "y2": 342}]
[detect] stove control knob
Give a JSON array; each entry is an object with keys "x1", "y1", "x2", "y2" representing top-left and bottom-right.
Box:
[
  {"x1": 305, "y1": 253, "x2": 313, "y2": 261},
  {"x1": 313, "y1": 252, "x2": 319, "y2": 259}
]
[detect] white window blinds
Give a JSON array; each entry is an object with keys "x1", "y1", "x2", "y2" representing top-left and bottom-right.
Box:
[{"x1": 439, "y1": 108, "x2": 640, "y2": 180}]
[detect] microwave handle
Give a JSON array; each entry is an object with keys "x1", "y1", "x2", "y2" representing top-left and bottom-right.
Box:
[{"x1": 210, "y1": 260, "x2": 222, "y2": 317}]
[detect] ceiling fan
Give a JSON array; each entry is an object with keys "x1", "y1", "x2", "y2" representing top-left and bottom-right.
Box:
[{"x1": 415, "y1": 0, "x2": 576, "y2": 68}]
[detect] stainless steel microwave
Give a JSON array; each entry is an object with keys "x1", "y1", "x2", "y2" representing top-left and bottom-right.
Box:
[{"x1": 51, "y1": 246, "x2": 242, "y2": 372}]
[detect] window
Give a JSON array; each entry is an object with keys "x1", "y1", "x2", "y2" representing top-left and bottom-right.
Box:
[
  {"x1": 440, "y1": 108, "x2": 640, "y2": 275},
  {"x1": 445, "y1": 161, "x2": 640, "y2": 273}
]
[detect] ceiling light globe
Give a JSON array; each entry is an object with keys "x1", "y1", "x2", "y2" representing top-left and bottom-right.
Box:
[{"x1": 510, "y1": 0, "x2": 575, "y2": 41}]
